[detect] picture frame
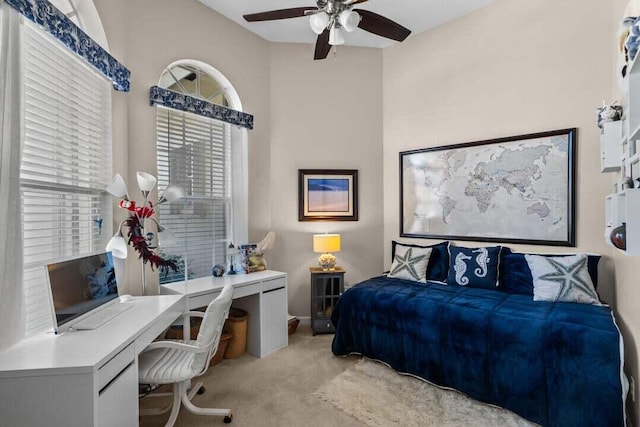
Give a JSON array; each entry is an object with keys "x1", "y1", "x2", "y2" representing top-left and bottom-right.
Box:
[
  {"x1": 298, "y1": 169, "x2": 359, "y2": 221},
  {"x1": 400, "y1": 128, "x2": 576, "y2": 246}
]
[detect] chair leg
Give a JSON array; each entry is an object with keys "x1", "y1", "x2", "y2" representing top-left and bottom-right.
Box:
[
  {"x1": 181, "y1": 380, "x2": 231, "y2": 419},
  {"x1": 164, "y1": 383, "x2": 183, "y2": 427}
]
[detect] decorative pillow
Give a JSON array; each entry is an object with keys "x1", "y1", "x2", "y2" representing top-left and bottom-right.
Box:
[
  {"x1": 388, "y1": 245, "x2": 432, "y2": 283},
  {"x1": 499, "y1": 247, "x2": 600, "y2": 295},
  {"x1": 447, "y1": 246, "x2": 502, "y2": 289},
  {"x1": 525, "y1": 254, "x2": 601, "y2": 305},
  {"x1": 391, "y1": 241, "x2": 450, "y2": 282}
]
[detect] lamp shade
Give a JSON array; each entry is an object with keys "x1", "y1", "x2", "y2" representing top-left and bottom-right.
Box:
[
  {"x1": 158, "y1": 185, "x2": 184, "y2": 204},
  {"x1": 309, "y1": 11, "x2": 330, "y2": 35},
  {"x1": 339, "y1": 10, "x2": 360, "y2": 32},
  {"x1": 329, "y1": 25, "x2": 345, "y2": 46},
  {"x1": 313, "y1": 234, "x2": 341, "y2": 253},
  {"x1": 106, "y1": 233, "x2": 128, "y2": 259},
  {"x1": 106, "y1": 174, "x2": 128, "y2": 198},
  {"x1": 136, "y1": 171, "x2": 157, "y2": 193}
]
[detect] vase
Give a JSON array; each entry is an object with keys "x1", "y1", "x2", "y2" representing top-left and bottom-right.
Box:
[{"x1": 610, "y1": 223, "x2": 626, "y2": 250}]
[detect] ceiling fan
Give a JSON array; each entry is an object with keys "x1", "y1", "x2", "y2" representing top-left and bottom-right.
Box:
[{"x1": 243, "y1": 0, "x2": 411, "y2": 60}]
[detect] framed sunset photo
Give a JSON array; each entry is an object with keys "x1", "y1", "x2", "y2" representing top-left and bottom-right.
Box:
[{"x1": 298, "y1": 169, "x2": 359, "y2": 221}]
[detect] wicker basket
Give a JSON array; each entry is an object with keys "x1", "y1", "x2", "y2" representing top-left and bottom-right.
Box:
[
  {"x1": 288, "y1": 317, "x2": 300, "y2": 335},
  {"x1": 224, "y1": 308, "x2": 249, "y2": 359}
]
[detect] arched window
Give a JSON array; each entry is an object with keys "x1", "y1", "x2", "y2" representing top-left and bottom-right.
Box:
[{"x1": 155, "y1": 60, "x2": 248, "y2": 283}]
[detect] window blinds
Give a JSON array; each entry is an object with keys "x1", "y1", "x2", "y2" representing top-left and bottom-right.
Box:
[
  {"x1": 156, "y1": 107, "x2": 231, "y2": 283},
  {"x1": 21, "y1": 20, "x2": 112, "y2": 335}
]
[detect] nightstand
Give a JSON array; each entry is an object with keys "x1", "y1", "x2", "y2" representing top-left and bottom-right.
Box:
[{"x1": 309, "y1": 267, "x2": 345, "y2": 335}]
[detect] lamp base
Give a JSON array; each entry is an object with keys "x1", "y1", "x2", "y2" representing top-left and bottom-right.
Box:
[{"x1": 318, "y1": 253, "x2": 337, "y2": 270}]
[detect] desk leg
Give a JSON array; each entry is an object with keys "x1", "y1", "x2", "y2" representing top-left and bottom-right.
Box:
[{"x1": 230, "y1": 294, "x2": 261, "y2": 357}]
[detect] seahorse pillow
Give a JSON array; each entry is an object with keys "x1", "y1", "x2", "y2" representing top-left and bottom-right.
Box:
[
  {"x1": 388, "y1": 245, "x2": 432, "y2": 283},
  {"x1": 447, "y1": 246, "x2": 502, "y2": 289},
  {"x1": 525, "y1": 254, "x2": 602, "y2": 305}
]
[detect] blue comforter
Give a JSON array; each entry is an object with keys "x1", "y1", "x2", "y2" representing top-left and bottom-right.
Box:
[{"x1": 331, "y1": 276, "x2": 626, "y2": 427}]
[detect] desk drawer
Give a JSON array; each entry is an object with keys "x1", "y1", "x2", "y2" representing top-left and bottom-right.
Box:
[
  {"x1": 262, "y1": 277, "x2": 286, "y2": 293},
  {"x1": 234, "y1": 282, "x2": 258, "y2": 299},
  {"x1": 97, "y1": 343, "x2": 135, "y2": 392},
  {"x1": 189, "y1": 292, "x2": 220, "y2": 310}
]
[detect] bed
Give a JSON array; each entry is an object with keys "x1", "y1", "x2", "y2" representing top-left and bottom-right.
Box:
[{"x1": 331, "y1": 243, "x2": 627, "y2": 427}]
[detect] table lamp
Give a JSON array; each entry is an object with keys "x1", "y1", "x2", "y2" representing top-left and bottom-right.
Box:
[{"x1": 313, "y1": 234, "x2": 341, "y2": 270}]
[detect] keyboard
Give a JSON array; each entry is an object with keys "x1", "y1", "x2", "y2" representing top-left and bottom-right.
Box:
[{"x1": 73, "y1": 303, "x2": 134, "y2": 330}]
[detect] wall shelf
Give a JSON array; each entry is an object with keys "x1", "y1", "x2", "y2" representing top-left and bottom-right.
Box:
[
  {"x1": 601, "y1": 49, "x2": 640, "y2": 255},
  {"x1": 605, "y1": 190, "x2": 640, "y2": 255}
]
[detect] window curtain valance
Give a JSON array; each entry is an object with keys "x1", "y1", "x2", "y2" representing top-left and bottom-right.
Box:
[
  {"x1": 149, "y1": 85, "x2": 254, "y2": 130},
  {"x1": 3, "y1": 0, "x2": 130, "y2": 91}
]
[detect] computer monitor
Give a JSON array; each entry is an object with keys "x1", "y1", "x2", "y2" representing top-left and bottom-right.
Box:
[{"x1": 45, "y1": 252, "x2": 119, "y2": 333}]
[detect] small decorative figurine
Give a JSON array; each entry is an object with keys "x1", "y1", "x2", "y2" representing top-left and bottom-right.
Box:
[{"x1": 596, "y1": 101, "x2": 623, "y2": 130}]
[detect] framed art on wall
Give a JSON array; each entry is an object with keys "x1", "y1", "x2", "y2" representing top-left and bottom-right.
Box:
[
  {"x1": 400, "y1": 128, "x2": 576, "y2": 246},
  {"x1": 298, "y1": 169, "x2": 359, "y2": 221}
]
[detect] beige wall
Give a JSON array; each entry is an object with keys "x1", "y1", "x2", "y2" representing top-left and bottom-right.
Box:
[
  {"x1": 383, "y1": 0, "x2": 637, "y2": 422},
  {"x1": 94, "y1": 0, "x2": 272, "y2": 295},
  {"x1": 269, "y1": 43, "x2": 384, "y2": 316}
]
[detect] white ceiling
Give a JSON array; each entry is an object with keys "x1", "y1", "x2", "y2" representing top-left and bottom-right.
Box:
[{"x1": 198, "y1": 0, "x2": 495, "y2": 49}]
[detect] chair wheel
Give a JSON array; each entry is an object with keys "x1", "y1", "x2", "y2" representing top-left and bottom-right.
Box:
[
  {"x1": 197, "y1": 386, "x2": 205, "y2": 395},
  {"x1": 224, "y1": 414, "x2": 233, "y2": 423}
]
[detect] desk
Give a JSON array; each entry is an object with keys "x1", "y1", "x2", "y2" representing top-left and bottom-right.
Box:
[
  {"x1": 161, "y1": 270, "x2": 288, "y2": 358},
  {"x1": 0, "y1": 295, "x2": 183, "y2": 427}
]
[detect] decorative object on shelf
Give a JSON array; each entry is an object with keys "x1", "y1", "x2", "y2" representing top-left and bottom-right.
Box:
[
  {"x1": 105, "y1": 172, "x2": 184, "y2": 295},
  {"x1": 628, "y1": 16, "x2": 640, "y2": 61},
  {"x1": 299, "y1": 169, "x2": 359, "y2": 221},
  {"x1": 610, "y1": 223, "x2": 627, "y2": 250},
  {"x1": 227, "y1": 243, "x2": 240, "y2": 275},
  {"x1": 313, "y1": 233, "x2": 341, "y2": 270},
  {"x1": 596, "y1": 101, "x2": 623, "y2": 130},
  {"x1": 211, "y1": 264, "x2": 225, "y2": 277},
  {"x1": 401, "y1": 128, "x2": 577, "y2": 246},
  {"x1": 623, "y1": 176, "x2": 635, "y2": 190}
]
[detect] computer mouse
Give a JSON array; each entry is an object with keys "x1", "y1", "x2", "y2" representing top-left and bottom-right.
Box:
[{"x1": 119, "y1": 294, "x2": 133, "y2": 303}]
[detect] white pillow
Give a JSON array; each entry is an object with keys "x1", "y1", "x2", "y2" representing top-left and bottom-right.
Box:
[
  {"x1": 524, "y1": 254, "x2": 601, "y2": 305},
  {"x1": 388, "y1": 245, "x2": 432, "y2": 283}
]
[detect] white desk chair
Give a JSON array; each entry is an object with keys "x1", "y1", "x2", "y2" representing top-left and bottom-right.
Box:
[{"x1": 139, "y1": 284, "x2": 234, "y2": 426}]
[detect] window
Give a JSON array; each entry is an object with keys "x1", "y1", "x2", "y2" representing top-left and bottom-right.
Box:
[
  {"x1": 156, "y1": 61, "x2": 247, "y2": 283},
  {"x1": 20, "y1": 18, "x2": 112, "y2": 335}
]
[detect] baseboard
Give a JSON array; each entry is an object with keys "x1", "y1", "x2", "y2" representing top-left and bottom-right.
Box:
[{"x1": 298, "y1": 316, "x2": 311, "y2": 326}]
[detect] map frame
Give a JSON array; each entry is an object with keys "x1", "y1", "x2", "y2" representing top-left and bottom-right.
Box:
[{"x1": 399, "y1": 128, "x2": 577, "y2": 247}]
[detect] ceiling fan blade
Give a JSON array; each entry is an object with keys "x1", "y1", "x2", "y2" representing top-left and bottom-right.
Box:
[
  {"x1": 243, "y1": 7, "x2": 317, "y2": 22},
  {"x1": 314, "y1": 30, "x2": 331, "y2": 60},
  {"x1": 354, "y1": 9, "x2": 411, "y2": 42},
  {"x1": 342, "y1": 0, "x2": 369, "y2": 5}
]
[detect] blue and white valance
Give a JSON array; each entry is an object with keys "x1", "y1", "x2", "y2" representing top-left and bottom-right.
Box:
[
  {"x1": 3, "y1": 0, "x2": 130, "y2": 91},
  {"x1": 149, "y1": 85, "x2": 254, "y2": 130}
]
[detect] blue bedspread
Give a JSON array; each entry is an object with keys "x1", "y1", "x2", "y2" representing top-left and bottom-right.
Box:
[{"x1": 331, "y1": 276, "x2": 626, "y2": 427}]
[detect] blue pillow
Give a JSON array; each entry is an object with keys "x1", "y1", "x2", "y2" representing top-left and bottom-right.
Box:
[
  {"x1": 499, "y1": 247, "x2": 600, "y2": 295},
  {"x1": 391, "y1": 241, "x2": 449, "y2": 282},
  {"x1": 447, "y1": 246, "x2": 502, "y2": 289}
]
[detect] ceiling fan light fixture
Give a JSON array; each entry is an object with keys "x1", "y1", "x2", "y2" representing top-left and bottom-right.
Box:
[
  {"x1": 339, "y1": 10, "x2": 360, "y2": 32},
  {"x1": 309, "y1": 12, "x2": 330, "y2": 35},
  {"x1": 329, "y1": 25, "x2": 345, "y2": 46}
]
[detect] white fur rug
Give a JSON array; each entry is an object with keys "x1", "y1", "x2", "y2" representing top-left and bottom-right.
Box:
[{"x1": 314, "y1": 359, "x2": 538, "y2": 427}]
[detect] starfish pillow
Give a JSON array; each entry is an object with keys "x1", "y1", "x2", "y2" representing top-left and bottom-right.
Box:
[
  {"x1": 525, "y1": 254, "x2": 601, "y2": 305},
  {"x1": 388, "y1": 245, "x2": 432, "y2": 283}
]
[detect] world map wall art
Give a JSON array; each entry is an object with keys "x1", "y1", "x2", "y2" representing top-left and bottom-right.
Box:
[{"x1": 400, "y1": 128, "x2": 576, "y2": 246}]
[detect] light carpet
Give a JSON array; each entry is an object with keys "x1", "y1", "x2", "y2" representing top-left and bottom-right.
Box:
[{"x1": 314, "y1": 359, "x2": 538, "y2": 427}]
